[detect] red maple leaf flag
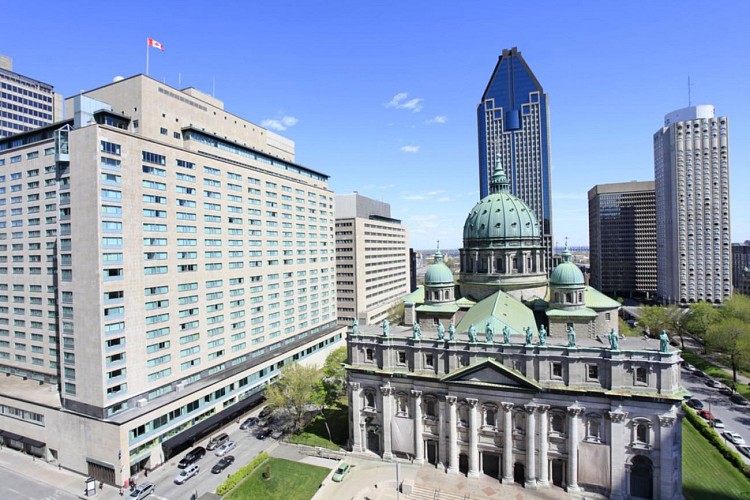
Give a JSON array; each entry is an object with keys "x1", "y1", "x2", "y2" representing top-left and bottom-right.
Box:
[{"x1": 147, "y1": 38, "x2": 164, "y2": 51}]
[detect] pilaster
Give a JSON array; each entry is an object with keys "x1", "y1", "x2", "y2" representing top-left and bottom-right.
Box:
[{"x1": 380, "y1": 384, "x2": 394, "y2": 460}]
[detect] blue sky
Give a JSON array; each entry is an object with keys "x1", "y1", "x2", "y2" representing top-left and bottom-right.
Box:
[{"x1": 2, "y1": 1, "x2": 749, "y2": 250}]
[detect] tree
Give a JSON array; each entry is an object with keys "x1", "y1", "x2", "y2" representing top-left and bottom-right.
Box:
[
  {"x1": 638, "y1": 305, "x2": 671, "y2": 337},
  {"x1": 705, "y1": 317, "x2": 750, "y2": 383},
  {"x1": 264, "y1": 363, "x2": 323, "y2": 433},
  {"x1": 685, "y1": 302, "x2": 720, "y2": 350},
  {"x1": 387, "y1": 301, "x2": 405, "y2": 325},
  {"x1": 321, "y1": 346, "x2": 347, "y2": 407}
]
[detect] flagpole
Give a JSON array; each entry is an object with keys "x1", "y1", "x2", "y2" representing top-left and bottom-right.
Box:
[{"x1": 146, "y1": 39, "x2": 149, "y2": 76}]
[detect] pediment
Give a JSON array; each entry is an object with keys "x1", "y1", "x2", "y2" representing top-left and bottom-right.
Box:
[{"x1": 441, "y1": 358, "x2": 540, "y2": 391}]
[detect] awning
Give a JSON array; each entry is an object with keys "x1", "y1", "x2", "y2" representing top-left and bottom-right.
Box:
[
  {"x1": 161, "y1": 388, "x2": 265, "y2": 458},
  {"x1": 0, "y1": 430, "x2": 23, "y2": 441},
  {"x1": 21, "y1": 436, "x2": 45, "y2": 448}
]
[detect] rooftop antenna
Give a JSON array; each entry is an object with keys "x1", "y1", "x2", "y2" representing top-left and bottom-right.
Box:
[{"x1": 688, "y1": 76, "x2": 693, "y2": 107}]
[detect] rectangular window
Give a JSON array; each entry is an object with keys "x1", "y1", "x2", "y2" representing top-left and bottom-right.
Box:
[
  {"x1": 552, "y1": 362, "x2": 563, "y2": 378},
  {"x1": 587, "y1": 364, "x2": 599, "y2": 380},
  {"x1": 142, "y1": 151, "x2": 166, "y2": 165},
  {"x1": 100, "y1": 141, "x2": 121, "y2": 156}
]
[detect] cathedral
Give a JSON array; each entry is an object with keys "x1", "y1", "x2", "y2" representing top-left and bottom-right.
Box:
[{"x1": 345, "y1": 167, "x2": 684, "y2": 499}]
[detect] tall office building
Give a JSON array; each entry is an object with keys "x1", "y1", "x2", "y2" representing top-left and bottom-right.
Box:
[
  {"x1": 654, "y1": 105, "x2": 731, "y2": 304},
  {"x1": 0, "y1": 74, "x2": 345, "y2": 485},
  {"x1": 477, "y1": 47, "x2": 553, "y2": 270},
  {"x1": 588, "y1": 181, "x2": 656, "y2": 299},
  {"x1": 0, "y1": 54, "x2": 62, "y2": 138},
  {"x1": 731, "y1": 242, "x2": 750, "y2": 292},
  {"x1": 335, "y1": 193, "x2": 410, "y2": 325}
]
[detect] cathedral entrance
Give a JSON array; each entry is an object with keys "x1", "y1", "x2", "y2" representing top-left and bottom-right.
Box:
[
  {"x1": 630, "y1": 456, "x2": 653, "y2": 499},
  {"x1": 482, "y1": 452, "x2": 500, "y2": 479},
  {"x1": 367, "y1": 431, "x2": 380, "y2": 454},
  {"x1": 426, "y1": 440, "x2": 438, "y2": 466},
  {"x1": 459, "y1": 454, "x2": 469, "y2": 475},
  {"x1": 513, "y1": 462, "x2": 525, "y2": 485},
  {"x1": 552, "y1": 459, "x2": 565, "y2": 488}
]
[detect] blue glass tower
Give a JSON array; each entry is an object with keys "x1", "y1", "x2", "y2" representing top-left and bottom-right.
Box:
[{"x1": 477, "y1": 47, "x2": 553, "y2": 270}]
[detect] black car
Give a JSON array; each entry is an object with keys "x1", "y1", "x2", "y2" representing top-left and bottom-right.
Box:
[
  {"x1": 211, "y1": 455, "x2": 235, "y2": 474},
  {"x1": 686, "y1": 399, "x2": 704, "y2": 410},
  {"x1": 240, "y1": 417, "x2": 258, "y2": 430},
  {"x1": 178, "y1": 447, "x2": 206, "y2": 468},
  {"x1": 693, "y1": 370, "x2": 706, "y2": 378},
  {"x1": 256, "y1": 428, "x2": 272, "y2": 440},
  {"x1": 731, "y1": 393, "x2": 750, "y2": 406}
]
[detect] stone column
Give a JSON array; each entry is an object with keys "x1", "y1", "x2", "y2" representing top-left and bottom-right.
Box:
[
  {"x1": 350, "y1": 381, "x2": 363, "y2": 453},
  {"x1": 467, "y1": 398, "x2": 480, "y2": 477},
  {"x1": 608, "y1": 408, "x2": 628, "y2": 500},
  {"x1": 501, "y1": 402, "x2": 514, "y2": 484},
  {"x1": 438, "y1": 398, "x2": 447, "y2": 468},
  {"x1": 380, "y1": 384, "x2": 394, "y2": 460},
  {"x1": 658, "y1": 413, "x2": 677, "y2": 500},
  {"x1": 412, "y1": 390, "x2": 424, "y2": 464},
  {"x1": 566, "y1": 405, "x2": 585, "y2": 493},
  {"x1": 524, "y1": 403, "x2": 537, "y2": 489},
  {"x1": 537, "y1": 405, "x2": 550, "y2": 487},
  {"x1": 446, "y1": 396, "x2": 458, "y2": 473}
]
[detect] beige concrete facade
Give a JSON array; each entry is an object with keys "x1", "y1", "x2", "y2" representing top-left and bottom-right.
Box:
[
  {"x1": 335, "y1": 193, "x2": 410, "y2": 326},
  {"x1": 0, "y1": 74, "x2": 345, "y2": 485}
]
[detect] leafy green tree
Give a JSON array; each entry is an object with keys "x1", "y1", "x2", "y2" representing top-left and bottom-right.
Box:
[
  {"x1": 705, "y1": 317, "x2": 750, "y2": 383},
  {"x1": 264, "y1": 363, "x2": 323, "y2": 433},
  {"x1": 686, "y1": 302, "x2": 720, "y2": 350},
  {"x1": 638, "y1": 305, "x2": 671, "y2": 337},
  {"x1": 321, "y1": 346, "x2": 347, "y2": 406},
  {"x1": 387, "y1": 301, "x2": 405, "y2": 325}
]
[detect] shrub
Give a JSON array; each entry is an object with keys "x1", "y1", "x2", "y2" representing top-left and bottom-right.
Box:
[
  {"x1": 682, "y1": 404, "x2": 750, "y2": 478},
  {"x1": 216, "y1": 451, "x2": 269, "y2": 496}
]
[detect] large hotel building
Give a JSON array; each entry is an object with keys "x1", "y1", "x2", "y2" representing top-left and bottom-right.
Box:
[
  {"x1": 0, "y1": 74, "x2": 344, "y2": 484},
  {"x1": 335, "y1": 193, "x2": 410, "y2": 326},
  {"x1": 654, "y1": 105, "x2": 731, "y2": 304}
]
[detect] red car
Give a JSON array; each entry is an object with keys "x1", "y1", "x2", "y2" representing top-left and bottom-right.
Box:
[{"x1": 698, "y1": 409, "x2": 715, "y2": 420}]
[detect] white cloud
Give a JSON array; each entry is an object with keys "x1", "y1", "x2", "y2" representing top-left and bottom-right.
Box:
[
  {"x1": 436, "y1": 197, "x2": 451, "y2": 203},
  {"x1": 400, "y1": 145, "x2": 420, "y2": 153},
  {"x1": 262, "y1": 115, "x2": 299, "y2": 131},
  {"x1": 426, "y1": 115, "x2": 447, "y2": 124},
  {"x1": 386, "y1": 92, "x2": 424, "y2": 112}
]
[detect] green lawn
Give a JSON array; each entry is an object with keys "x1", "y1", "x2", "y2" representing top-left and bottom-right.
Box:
[
  {"x1": 225, "y1": 457, "x2": 331, "y2": 500},
  {"x1": 288, "y1": 404, "x2": 349, "y2": 450},
  {"x1": 683, "y1": 418, "x2": 750, "y2": 499}
]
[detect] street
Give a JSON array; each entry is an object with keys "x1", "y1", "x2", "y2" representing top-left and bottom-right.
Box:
[{"x1": 0, "y1": 465, "x2": 78, "y2": 500}]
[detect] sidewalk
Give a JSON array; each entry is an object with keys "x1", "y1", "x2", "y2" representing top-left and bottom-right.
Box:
[{"x1": 680, "y1": 335, "x2": 750, "y2": 385}]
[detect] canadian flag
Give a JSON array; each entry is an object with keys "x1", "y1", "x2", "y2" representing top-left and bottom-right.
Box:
[{"x1": 147, "y1": 38, "x2": 164, "y2": 51}]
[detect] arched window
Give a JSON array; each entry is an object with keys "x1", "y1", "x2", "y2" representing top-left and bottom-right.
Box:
[
  {"x1": 364, "y1": 390, "x2": 376, "y2": 410},
  {"x1": 565, "y1": 293, "x2": 572, "y2": 303},
  {"x1": 513, "y1": 257, "x2": 518, "y2": 271},
  {"x1": 396, "y1": 392, "x2": 409, "y2": 417},
  {"x1": 578, "y1": 292, "x2": 583, "y2": 302},
  {"x1": 632, "y1": 418, "x2": 651, "y2": 447},
  {"x1": 585, "y1": 413, "x2": 602, "y2": 442}
]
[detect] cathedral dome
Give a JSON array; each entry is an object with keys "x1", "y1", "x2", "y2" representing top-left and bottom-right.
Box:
[
  {"x1": 463, "y1": 166, "x2": 541, "y2": 245},
  {"x1": 550, "y1": 245, "x2": 584, "y2": 287},
  {"x1": 424, "y1": 250, "x2": 453, "y2": 286}
]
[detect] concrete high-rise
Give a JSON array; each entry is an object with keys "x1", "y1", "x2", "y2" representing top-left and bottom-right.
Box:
[
  {"x1": 0, "y1": 54, "x2": 62, "y2": 138},
  {"x1": 654, "y1": 105, "x2": 731, "y2": 304},
  {"x1": 731, "y1": 242, "x2": 750, "y2": 292},
  {"x1": 588, "y1": 181, "x2": 656, "y2": 299},
  {"x1": 477, "y1": 47, "x2": 553, "y2": 270},
  {"x1": 0, "y1": 74, "x2": 344, "y2": 485},
  {"x1": 335, "y1": 193, "x2": 410, "y2": 325}
]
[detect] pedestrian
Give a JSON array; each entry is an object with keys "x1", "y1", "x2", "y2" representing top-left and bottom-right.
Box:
[{"x1": 119, "y1": 486, "x2": 123, "y2": 496}]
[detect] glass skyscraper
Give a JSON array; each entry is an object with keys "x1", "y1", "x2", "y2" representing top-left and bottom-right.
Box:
[{"x1": 477, "y1": 47, "x2": 553, "y2": 269}]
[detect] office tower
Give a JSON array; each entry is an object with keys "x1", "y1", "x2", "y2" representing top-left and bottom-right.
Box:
[
  {"x1": 731, "y1": 242, "x2": 750, "y2": 292},
  {"x1": 0, "y1": 74, "x2": 345, "y2": 485},
  {"x1": 588, "y1": 181, "x2": 657, "y2": 299},
  {"x1": 0, "y1": 54, "x2": 62, "y2": 138},
  {"x1": 335, "y1": 193, "x2": 410, "y2": 325},
  {"x1": 477, "y1": 47, "x2": 553, "y2": 270},
  {"x1": 654, "y1": 105, "x2": 731, "y2": 304}
]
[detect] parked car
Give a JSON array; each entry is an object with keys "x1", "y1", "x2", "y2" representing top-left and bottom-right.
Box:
[
  {"x1": 240, "y1": 417, "x2": 258, "y2": 430},
  {"x1": 722, "y1": 432, "x2": 747, "y2": 446},
  {"x1": 731, "y1": 393, "x2": 750, "y2": 406},
  {"x1": 256, "y1": 428, "x2": 272, "y2": 440},
  {"x1": 686, "y1": 399, "x2": 704, "y2": 410},
  {"x1": 719, "y1": 386, "x2": 733, "y2": 396},
  {"x1": 178, "y1": 447, "x2": 206, "y2": 468},
  {"x1": 681, "y1": 361, "x2": 696, "y2": 372},
  {"x1": 706, "y1": 379, "x2": 724, "y2": 389},
  {"x1": 697, "y1": 409, "x2": 715, "y2": 420},
  {"x1": 693, "y1": 370, "x2": 706, "y2": 378},
  {"x1": 174, "y1": 464, "x2": 199, "y2": 484},
  {"x1": 211, "y1": 455, "x2": 235, "y2": 474},
  {"x1": 258, "y1": 406, "x2": 273, "y2": 419},
  {"x1": 332, "y1": 463, "x2": 351, "y2": 482},
  {"x1": 710, "y1": 419, "x2": 725, "y2": 429},
  {"x1": 737, "y1": 445, "x2": 750, "y2": 458},
  {"x1": 206, "y1": 433, "x2": 229, "y2": 451},
  {"x1": 215, "y1": 440, "x2": 237, "y2": 457},
  {"x1": 128, "y1": 482, "x2": 155, "y2": 499}
]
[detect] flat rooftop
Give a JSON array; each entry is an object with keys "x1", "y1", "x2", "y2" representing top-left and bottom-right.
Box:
[{"x1": 0, "y1": 375, "x2": 62, "y2": 409}]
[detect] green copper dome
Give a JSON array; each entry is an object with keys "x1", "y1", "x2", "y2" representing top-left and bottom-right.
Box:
[
  {"x1": 550, "y1": 245, "x2": 584, "y2": 287},
  {"x1": 463, "y1": 163, "x2": 541, "y2": 243},
  {"x1": 424, "y1": 249, "x2": 454, "y2": 286}
]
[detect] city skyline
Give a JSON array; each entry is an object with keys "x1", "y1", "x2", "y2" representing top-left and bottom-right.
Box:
[{"x1": 1, "y1": 1, "x2": 749, "y2": 249}]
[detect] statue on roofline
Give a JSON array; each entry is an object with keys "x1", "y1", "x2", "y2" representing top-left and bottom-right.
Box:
[{"x1": 437, "y1": 322, "x2": 445, "y2": 341}]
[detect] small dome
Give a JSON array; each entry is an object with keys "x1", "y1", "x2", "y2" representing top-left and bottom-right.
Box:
[
  {"x1": 425, "y1": 250, "x2": 453, "y2": 286},
  {"x1": 463, "y1": 164, "x2": 541, "y2": 243},
  {"x1": 550, "y1": 245, "x2": 584, "y2": 287}
]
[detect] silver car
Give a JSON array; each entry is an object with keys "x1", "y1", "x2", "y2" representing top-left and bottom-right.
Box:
[
  {"x1": 215, "y1": 440, "x2": 237, "y2": 457},
  {"x1": 174, "y1": 464, "x2": 199, "y2": 484}
]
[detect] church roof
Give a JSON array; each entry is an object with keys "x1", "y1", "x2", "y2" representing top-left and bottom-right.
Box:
[
  {"x1": 424, "y1": 249, "x2": 454, "y2": 286},
  {"x1": 402, "y1": 286, "x2": 424, "y2": 304},
  {"x1": 416, "y1": 303, "x2": 459, "y2": 314},
  {"x1": 545, "y1": 307, "x2": 598, "y2": 318},
  {"x1": 455, "y1": 289, "x2": 538, "y2": 337},
  {"x1": 585, "y1": 286, "x2": 621, "y2": 309},
  {"x1": 549, "y1": 244, "x2": 584, "y2": 287}
]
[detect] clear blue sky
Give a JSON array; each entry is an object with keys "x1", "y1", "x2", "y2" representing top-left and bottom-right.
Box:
[{"x1": 2, "y1": 1, "x2": 749, "y2": 250}]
